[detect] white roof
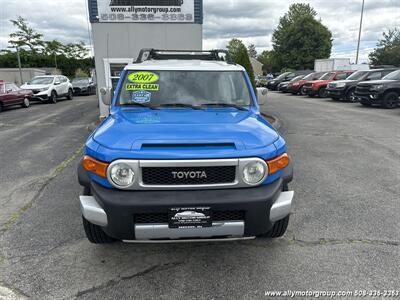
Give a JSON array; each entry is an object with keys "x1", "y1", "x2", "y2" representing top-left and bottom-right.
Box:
[{"x1": 125, "y1": 59, "x2": 245, "y2": 72}]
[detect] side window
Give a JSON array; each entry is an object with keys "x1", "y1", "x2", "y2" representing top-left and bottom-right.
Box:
[
  {"x1": 11, "y1": 83, "x2": 20, "y2": 91},
  {"x1": 61, "y1": 76, "x2": 68, "y2": 83},
  {"x1": 5, "y1": 83, "x2": 16, "y2": 92},
  {"x1": 367, "y1": 72, "x2": 382, "y2": 80}
]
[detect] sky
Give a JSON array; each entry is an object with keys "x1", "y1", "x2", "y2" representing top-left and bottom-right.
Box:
[{"x1": 0, "y1": 0, "x2": 399, "y2": 63}]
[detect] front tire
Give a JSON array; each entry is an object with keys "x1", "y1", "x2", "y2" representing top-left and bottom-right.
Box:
[
  {"x1": 300, "y1": 86, "x2": 307, "y2": 95},
  {"x1": 82, "y1": 217, "x2": 116, "y2": 244},
  {"x1": 382, "y1": 92, "x2": 399, "y2": 109},
  {"x1": 318, "y1": 87, "x2": 328, "y2": 98},
  {"x1": 49, "y1": 90, "x2": 58, "y2": 104},
  {"x1": 21, "y1": 97, "x2": 30, "y2": 108},
  {"x1": 346, "y1": 88, "x2": 357, "y2": 102},
  {"x1": 66, "y1": 89, "x2": 74, "y2": 100},
  {"x1": 259, "y1": 215, "x2": 290, "y2": 238}
]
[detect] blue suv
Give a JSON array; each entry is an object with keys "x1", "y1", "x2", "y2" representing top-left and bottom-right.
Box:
[{"x1": 78, "y1": 49, "x2": 294, "y2": 243}]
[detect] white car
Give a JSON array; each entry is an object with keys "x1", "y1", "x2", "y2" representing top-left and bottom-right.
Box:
[{"x1": 21, "y1": 75, "x2": 74, "y2": 103}]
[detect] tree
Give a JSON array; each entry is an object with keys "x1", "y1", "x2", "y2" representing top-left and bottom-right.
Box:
[
  {"x1": 62, "y1": 42, "x2": 89, "y2": 59},
  {"x1": 44, "y1": 40, "x2": 63, "y2": 68},
  {"x1": 258, "y1": 50, "x2": 280, "y2": 73},
  {"x1": 227, "y1": 39, "x2": 256, "y2": 90},
  {"x1": 9, "y1": 16, "x2": 44, "y2": 52},
  {"x1": 247, "y1": 44, "x2": 257, "y2": 59},
  {"x1": 272, "y1": 3, "x2": 332, "y2": 70},
  {"x1": 369, "y1": 28, "x2": 400, "y2": 66}
]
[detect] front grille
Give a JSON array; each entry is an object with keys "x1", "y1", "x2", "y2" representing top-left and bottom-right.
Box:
[
  {"x1": 356, "y1": 85, "x2": 371, "y2": 95},
  {"x1": 32, "y1": 90, "x2": 41, "y2": 94},
  {"x1": 135, "y1": 211, "x2": 245, "y2": 224},
  {"x1": 142, "y1": 166, "x2": 236, "y2": 185}
]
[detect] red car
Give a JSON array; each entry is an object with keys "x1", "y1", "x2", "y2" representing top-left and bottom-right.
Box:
[
  {"x1": 0, "y1": 80, "x2": 33, "y2": 112},
  {"x1": 302, "y1": 71, "x2": 354, "y2": 98},
  {"x1": 287, "y1": 72, "x2": 326, "y2": 95}
]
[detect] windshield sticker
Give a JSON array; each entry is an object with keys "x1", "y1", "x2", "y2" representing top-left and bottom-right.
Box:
[
  {"x1": 126, "y1": 83, "x2": 159, "y2": 91},
  {"x1": 128, "y1": 72, "x2": 159, "y2": 84},
  {"x1": 131, "y1": 91, "x2": 151, "y2": 104}
]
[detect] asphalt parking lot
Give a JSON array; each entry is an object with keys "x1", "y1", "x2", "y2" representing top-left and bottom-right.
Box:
[{"x1": 0, "y1": 93, "x2": 399, "y2": 299}]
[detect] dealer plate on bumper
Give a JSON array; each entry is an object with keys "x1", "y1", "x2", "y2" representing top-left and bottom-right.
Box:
[{"x1": 168, "y1": 207, "x2": 212, "y2": 228}]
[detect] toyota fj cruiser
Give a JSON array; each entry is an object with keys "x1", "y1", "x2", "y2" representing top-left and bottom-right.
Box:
[{"x1": 78, "y1": 49, "x2": 294, "y2": 243}]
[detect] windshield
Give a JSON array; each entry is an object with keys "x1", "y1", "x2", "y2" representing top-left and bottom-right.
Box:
[
  {"x1": 28, "y1": 77, "x2": 54, "y2": 85},
  {"x1": 319, "y1": 72, "x2": 335, "y2": 80},
  {"x1": 382, "y1": 70, "x2": 400, "y2": 80},
  {"x1": 72, "y1": 78, "x2": 89, "y2": 84},
  {"x1": 346, "y1": 71, "x2": 368, "y2": 81},
  {"x1": 290, "y1": 75, "x2": 304, "y2": 82},
  {"x1": 117, "y1": 70, "x2": 252, "y2": 108},
  {"x1": 276, "y1": 72, "x2": 291, "y2": 80}
]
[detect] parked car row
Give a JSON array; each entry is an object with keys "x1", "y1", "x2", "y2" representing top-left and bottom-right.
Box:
[
  {"x1": 267, "y1": 70, "x2": 314, "y2": 91},
  {"x1": 274, "y1": 68, "x2": 400, "y2": 109},
  {"x1": 0, "y1": 75, "x2": 96, "y2": 113}
]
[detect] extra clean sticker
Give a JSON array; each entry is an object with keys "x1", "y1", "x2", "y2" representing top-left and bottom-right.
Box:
[
  {"x1": 126, "y1": 83, "x2": 159, "y2": 91},
  {"x1": 127, "y1": 72, "x2": 160, "y2": 91},
  {"x1": 132, "y1": 91, "x2": 151, "y2": 103}
]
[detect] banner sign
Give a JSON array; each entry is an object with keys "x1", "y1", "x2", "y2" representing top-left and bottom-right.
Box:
[{"x1": 98, "y1": 0, "x2": 195, "y2": 23}]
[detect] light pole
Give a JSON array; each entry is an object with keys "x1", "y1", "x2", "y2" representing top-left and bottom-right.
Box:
[
  {"x1": 355, "y1": 0, "x2": 365, "y2": 64},
  {"x1": 16, "y1": 47, "x2": 23, "y2": 85}
]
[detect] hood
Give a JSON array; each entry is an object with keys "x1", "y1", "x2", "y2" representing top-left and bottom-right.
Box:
[
  {"x1": 93, "y1": 109, "x2": 279, "y2": 151},
  {"x1": 21, "y1": 84, "x2": 50, "y2": 89},
  {"x1": 358, "y1": 80, "x2": 395, "y2": 85}
]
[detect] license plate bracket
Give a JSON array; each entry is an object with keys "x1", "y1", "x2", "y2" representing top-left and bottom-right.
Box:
[{"x1": 168, "y1": 207, "x2": 212, "y2": 228}]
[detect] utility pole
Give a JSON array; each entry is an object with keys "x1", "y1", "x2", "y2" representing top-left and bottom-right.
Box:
[
  {"x1": 355, "y1": 0, "x2": 365, "y2": 64},
  {"x1": 16, "y1": 47, "x2": 23, "y2": 85}
]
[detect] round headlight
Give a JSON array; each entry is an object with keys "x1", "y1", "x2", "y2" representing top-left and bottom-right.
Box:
[
  {"x1": 243, "y1": 161, "x2": 267, "y2": 185},
  {"x1": 109, "y1": 163, "x2": 135, "y2": 187}
]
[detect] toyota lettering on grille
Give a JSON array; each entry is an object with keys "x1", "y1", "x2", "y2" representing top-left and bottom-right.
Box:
[{"x1": 171, "y1": 171, "x2": 207, "y2": 180}]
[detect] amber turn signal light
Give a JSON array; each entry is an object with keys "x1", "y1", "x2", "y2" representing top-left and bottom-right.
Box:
[
  {"x1": 266, "y1": 153, "x2": 290, "y2": 175},
  {"x1": 82, "y1": 155, "x2": 109, "y2": 178}
]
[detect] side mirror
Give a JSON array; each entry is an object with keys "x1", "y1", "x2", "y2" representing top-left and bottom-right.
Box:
[
  {"x1": 6, "y1": 89, "x2": 13, "y2": 93},
  {"x1": 100, "y1": 87, "x2": 112, "y2": 105},
  {"x1": 257, "y1": 87, "x2": 268, "y2": 106},
  {"x1": 54, "y1": 81, "x2": 61, "y2": 85}
]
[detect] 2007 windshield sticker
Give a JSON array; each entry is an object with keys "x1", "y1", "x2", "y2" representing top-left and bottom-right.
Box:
[
  {"x1": 127, "y1": 72, "x2": 160, "y2": 91},
  {"x1": 132, "y1": 91, "x2": 151, "y2": 104}
]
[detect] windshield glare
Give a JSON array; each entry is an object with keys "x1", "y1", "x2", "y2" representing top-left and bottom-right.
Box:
[
  {"x1": 347, "y1": 71, "x2": 368, "y2": 81},
  {"x1": 319, "y1": 72, "x2": 335, "y2": 80},
  {"x1": 290, "y1": 75, "x2": 304, "y2": 82},
  {"x1": 118, "y1": 71, "x2": 252, "y2": 107},
  {"x1": 276, "y1": 72, "x2": 291, "y2": 80},
  {"x1": 28, "y1": 77, "x2": 54, "y2": 85},
  {"x1": 72, "y1": 78, "x2": 89, "y2": 84},
  {"x1": 382, "y1": 70, "x2": 400, "y2": 80}
]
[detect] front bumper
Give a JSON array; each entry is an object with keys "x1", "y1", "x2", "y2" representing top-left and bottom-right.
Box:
[
  {"x1": 31, "y1": 92, "x2": 49, "y2": 101},
  {"x1": 303, "y1": 86, "x2": 317, "y2": 96},
  {"x1": 355, "y1": 92, "x2": 384, "y2": 104},
  {"x1": 326, "y1": 88, "x2": 345, "y2": 98},
  {"x1": 78, "y1": 164, "x2": 294, "y2": 241}
]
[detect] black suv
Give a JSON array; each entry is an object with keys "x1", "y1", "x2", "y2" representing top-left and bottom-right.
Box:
[
  {"x1": 355, "y1": 69, "x2": 400, "y2": 108},
  {"x1": 326, "y1": 69, "x2": 398, "y2": 102},
  {"x1": 267, "y1": 70, "x2": 313, "y2": 91}
]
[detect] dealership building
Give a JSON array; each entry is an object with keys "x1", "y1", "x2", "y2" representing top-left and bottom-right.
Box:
[{"x1": 88, "y1": 0, "x2": 203, "y2": 117}]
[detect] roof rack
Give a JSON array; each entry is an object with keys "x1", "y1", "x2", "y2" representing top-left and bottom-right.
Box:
[{"x1": 136, "y1": 49, "x2": 232, "y2": 63}]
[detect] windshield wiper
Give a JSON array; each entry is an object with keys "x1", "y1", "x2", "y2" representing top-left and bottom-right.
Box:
[
  {"x1": 200, "y1": 103, "x2": 248, "y2": 111},
  {"x1": 158, "y1": 103, "x2": 203, "y2": 110},
  {"x1": 120, "y1": 103, "x2": 159, "y2": 110}
]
